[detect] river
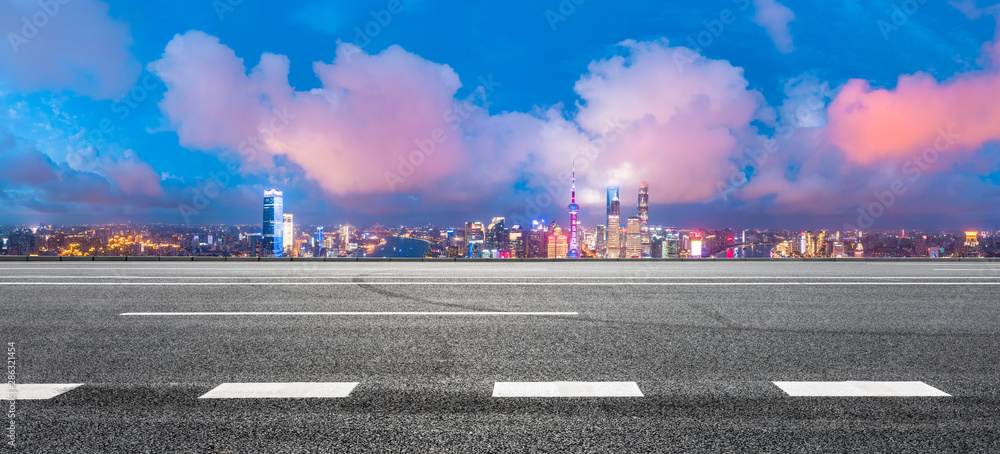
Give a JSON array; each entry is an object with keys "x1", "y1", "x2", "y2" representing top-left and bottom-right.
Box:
[
  {"x1": 720, "y1": 244, "x2": 774, "y2": 259},
  {"x1": 356, "y1": 236, "x2": 431, "y2": 258}
]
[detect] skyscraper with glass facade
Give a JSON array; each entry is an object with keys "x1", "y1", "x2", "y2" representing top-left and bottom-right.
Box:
[
  {"x1": 262, "y1": 189, "x2": 283, "y2": 257},
  {"x1": 606, "y1": 186, "x2": 621, "y2": 258}
]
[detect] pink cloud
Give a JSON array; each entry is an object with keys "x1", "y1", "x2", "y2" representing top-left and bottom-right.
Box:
[
  {"x1": 103, "y1": 156, "x2": 165, "y2": 197},
  {"x1": 826, "y1": 44, "x2": 1000, "y2": 165},
  {"x1": 150, "y1": 35, "x2": 773, "y2": 214},
  {"x1": 0, "y1": 0, "x2": 140, "y2": 99},
  {"x1": 752, "y1": 0, "x2": 796, "y2": 53},
  {"x1": 573, "y1": 40, "x2": 769, "y2": 204}
]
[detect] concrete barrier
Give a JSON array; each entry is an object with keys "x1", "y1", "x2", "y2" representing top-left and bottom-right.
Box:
[{"x1": 1, "y1": 256, "x2": 998, "y2": 263}]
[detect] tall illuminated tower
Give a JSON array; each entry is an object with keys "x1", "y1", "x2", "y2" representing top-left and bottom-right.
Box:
[
  {"x1": 638, "y1": 182, "x2": 650, "y2": 257},
  {"x1": 567, "y1": 164, "x2": 580, "y2": 258},
  {"x1": 283, "y1": 213, "x2": 294, "y2": 257},
  {"x1": 606, "y1": 187, "x2": 621, "y2": 258},
  {"x1": 262, "y1": 189, "x2": 283, "y2": 257}
]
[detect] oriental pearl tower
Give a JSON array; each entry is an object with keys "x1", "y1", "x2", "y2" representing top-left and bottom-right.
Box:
[{"x1": 567, "y1": 162, "x2": 580, "y2": 259}]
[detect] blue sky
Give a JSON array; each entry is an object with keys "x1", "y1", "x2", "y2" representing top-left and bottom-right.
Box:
[{"x1": 1, "y1": 0, "x2": 999, "y2": 230}]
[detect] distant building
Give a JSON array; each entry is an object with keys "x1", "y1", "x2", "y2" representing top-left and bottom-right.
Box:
[
  {"x1": 638, "y1": 183, "x2": 650, "y2": 258},
  {"x1": 283, "y1": 213, "x2": 294, "y2": 257},
  {"x1": 625, "y1": 216, "x2": 642, "y2": 258},
  {"x1": 567, "y1": 165, "x2": 580, "y2": 258},
  {"x1": 606, "y1": 187, "x2": 621, "y2": 258},
  {"x1": 690, "y1": 231, "x2": 703, "y2": 258},
  {"x1": 465, "y1": 222, "x2": 485, "y2": 258},
  {"x1": 316, "y1": 226, "x2": 324, "y2": 257},
  {"x1": 508, "y1": 227, "x2": 525, "y2": 258},
  {"x1": 547, "y1": 225, "x2": 568, "y2": 259},
  {"x1": 262, "y1": 190, "x2": 283, "y2": 257},
  {"x1": 527, "y1": 222, "x2": 548, "y2": 258}
]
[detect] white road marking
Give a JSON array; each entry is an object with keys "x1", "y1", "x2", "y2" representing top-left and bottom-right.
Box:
[
  {"x1": 199, "y1": 382, "x2": 358, "y2": 399},
  {"x1": 493, "y1": 381, "x2": 644, "y2": 397},
  {"x1": 772, "y1": 381, "x2": 950, "y2": 397},
  {"x1": 934, "y1": 269, "x2": 1000, "y2": 271},
  {"x1": 4, "y1": 276, "x2": 1000, "y2": 279},
  {"x1": 0, "y1": 384, "x2": 83, "y2": 400},
  {"x1": 7, "y1": 282, "x2": 1000, "y2": 286},
  {"x1": 121, "y1": 312, "x2": 579, "y2": 316}
]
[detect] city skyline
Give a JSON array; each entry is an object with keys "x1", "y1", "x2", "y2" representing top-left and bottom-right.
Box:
[{"x1": 1, "y1": 1, "x2": 1000, "y2": 230}]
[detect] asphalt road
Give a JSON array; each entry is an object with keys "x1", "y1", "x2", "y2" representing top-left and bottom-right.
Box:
[{"x1": 1, "y1": 261, "x2": 999, "y2": 453}]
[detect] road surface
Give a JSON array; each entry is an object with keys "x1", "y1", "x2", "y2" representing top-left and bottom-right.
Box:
[{"x1": 1, "y1": 261, "x2": 999, "y2": 452}]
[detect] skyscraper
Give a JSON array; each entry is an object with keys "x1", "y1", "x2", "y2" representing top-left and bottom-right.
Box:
[
  {"x1": 567, "y1": 165, "x2": 580, "y2": 259},
  {"x1": 548, "y1": 225, "x2": 568, "y2": 258},
  {"x1": 606, "y1": 186, "x2": 621, "y2": 258},
  {"x1": 638, "y1": 182, "x2": 650, "y2": 258},
  {"x1": 508, "y1": 227, "x2": 525, "y2": 259},
  {"x1": 625, "y1": 216, "x2": 642, "y2": 258},
  {"x1": 316, "y1": 226, "x2": 324, "y2": 257},
  {"x1": 283, "y1": 213, "x2": 294, "y2": 257},
  {"x1": 486, "y1": 217, "x2": 507, "y2": 255},
  {"x1": 262, "y1": 189, "x2": 283, "y2": 257},
  {"x1": 465, "y1": 221, "x2": 485, "y2": 258}
]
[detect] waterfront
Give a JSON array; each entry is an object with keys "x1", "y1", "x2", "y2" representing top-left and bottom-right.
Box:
[{"x1": 357, "y1": 236, "x2": 430, "y2": 258}]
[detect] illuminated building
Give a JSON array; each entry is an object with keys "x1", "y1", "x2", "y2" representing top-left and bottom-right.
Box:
[
  {"x1": 854, "y1": 242, "x2": 865, "y2": 258},
  {"x1": 638, "y1": 183, "x2": 650, "y2": 257},
  {"x1": 340, "y1": 223, "x2": 350, "y2": 254},
  {"x1": 547, "y1": 225, "x2": 568, "y2": 258},
  {"x1": 316, "y1": 226, "x2": 324, "y2": 257},
  {"x1": 965, "y1": 231, "x2": 980, "y2": 257},
  {"x1": 625, "y1": 216, "x2": 642, "y2": 258},
  {"x1": 832, "y1": 241, "x2": 845, "y2": 258},
  {"x1": 567, "y1": 165, "x2": 580, "y2": 259},
  {"x1": 691, "y1": 231, "x2": 703, "y2": 258},
  {"x1": 595, "y1": 225, "x2": 606, "y2": 255},
  {"x1": 283, "y1": 213, "x2": 294, "y2": 257},
  {"x1": 508, "y1": 227, "x2": 525, "y2": 258},
  {"x1": 527, "y1": 222, "x2": 547, "y2": 258},
  {"x1": 262, "y1": 189, "x2": 283, "y2": 257},
  {"x1": 465, "y1": 221, "x2": 485, "y2": 258},
  {"x1": 486, "y1": 217, "x2": 507, "y2": 255},
  {"x1": 665, "y1": 229, "x2": 680, "y2": 258},
  {"x1": 606, "y1": 187, "x2": 621, "y2": 258}
]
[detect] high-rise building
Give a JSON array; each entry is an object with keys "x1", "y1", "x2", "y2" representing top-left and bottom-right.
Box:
[
  {"x1": 465, "y1": 222, "x2": 485, "y2": 258},
  {"x1": 486, "y1": 217, "x2": 507, "y2": 255},
  {"x1": 262, "y1": 189, "x2": 283, "y2": 257},
  {"x1": 508, "y1": 227, "x2": 525, "y2": 258},
  {"x1": 567, "y1": 165, "x2": 580, "y2": 259},
  {"x1": 595, "y1": 225, "x2": 606, "y2": 255},
  {"x1": 638, "y1": 183, "x2": 650, "y2": 258},
  {"x1": 283, "y1": 213, "x2": 294, "y2": 257},
  {"x1": 316, "y1": 226, "x2": 324, "y2": 257},
  {"x1": 690, "y1": 231, "x2": 703, "y2": 258},
  {"x1": 527, "y1": 222, "x2": 548, "y2": 258},
  {"x1": 606, "y1": 187, "x2": 621, "y2": 258},
  {"x1": 625, "y1": 216, "x2": 642, "y2": 258},
  {"x1": 665, "y1": 229, "x2": 680, "y2": 258},
  {"x1": 547, "y1": 225, "x2": 568, "y2": 259}
]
